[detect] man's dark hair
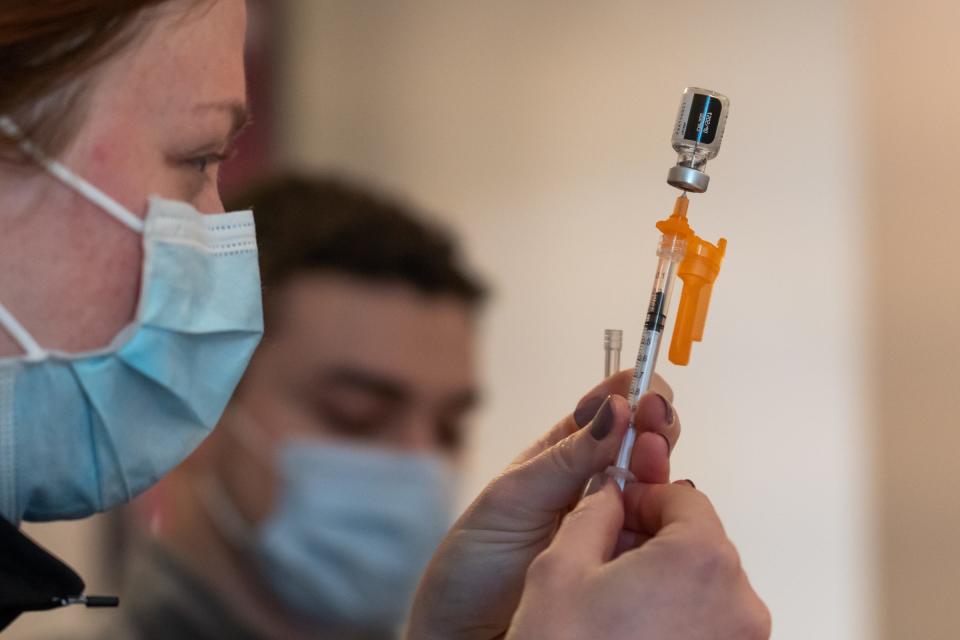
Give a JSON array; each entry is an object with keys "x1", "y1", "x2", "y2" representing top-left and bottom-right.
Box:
[{"x1": 226, "y1": 173, "x2": 487, "y2": 313}]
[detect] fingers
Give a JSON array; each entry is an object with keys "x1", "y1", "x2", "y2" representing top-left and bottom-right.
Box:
[
  {"x1": 535, "y1": 479, "x2": 624, "y2": 569},
  {"x1": 629, "y1": 431, "x2": 670, "y2": 484},
  {"x1": 501, "y1": 395, "x2": 631, "y2": 513},
  {"x1": 738, "y1": 577, "x2": 773, "y2": 638},
  {"x1": 632, "y1": 391, "x2": 680, "y2": 453},
  {"x1": 613, "y1": 529, "x2": 647, "y2": 558},
  {"x1": 512, "y1": 370, "x2": 636, "y2": 464},
  {"x1": 514, "y1": 372, "x2": 675, "y2": 466},
  {"x1": 627, "y1": 391, "x2": 679, "y2": 483},
  {"x1": 573, "y1": 370, "x2": 635, "y2": 425},
  {"x1": 619, "y1": 483, "x2": 771, "y2": 638},
  {"x1": 575, "y1": 371, "x2": 673, "y2": 428},
  {"x1": 621, "y1": 482, "x2": 725, "y2": 539},
  {"x1": 646, "y1": 372, "x2": 674, "y2": 405}
]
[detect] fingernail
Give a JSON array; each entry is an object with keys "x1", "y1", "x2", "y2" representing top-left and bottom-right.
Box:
[
  {"x1": 656, "y1": 393, "x2": 675, "y2": 426},
  {"x1": 678, "y1": 478, "x2": 696, "y2": 489},
  {"x1": 574, "y1": 395, "x2": 605, "y2": 428},
  {"x1": 589, "y1": 396, "x2": 614, "y2": 441},
  {"x1": 656, "y1": 431, "x2": 671, "y2": 455}
]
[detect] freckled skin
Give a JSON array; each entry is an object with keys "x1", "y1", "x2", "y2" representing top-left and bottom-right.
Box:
[{"x1": 0, "y1": 0, "x2": 248, "y2": 355}]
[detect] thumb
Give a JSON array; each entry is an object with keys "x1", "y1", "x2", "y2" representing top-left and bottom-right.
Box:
[
  {"x1": 622, "y1": 481, "x2": 725, "y2": 539},
  {"x1": 547, "y1": 478, "x2": 624, "y2": 565},
  {"x1": 503, "y1": 395, "x2": 630, "y2": 514}
]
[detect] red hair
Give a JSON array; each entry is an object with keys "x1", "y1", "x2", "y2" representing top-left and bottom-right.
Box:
[{"x1": 0, "y1": 1, "x2": 189, "y2": 158}]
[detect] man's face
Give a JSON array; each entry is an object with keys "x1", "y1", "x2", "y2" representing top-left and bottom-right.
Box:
[{"x1": 219, "y1": 272, "x2": 478, "y2": 522}]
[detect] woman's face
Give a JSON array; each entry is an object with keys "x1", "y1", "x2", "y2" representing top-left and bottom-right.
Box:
[{"x1": 0, "y1": 0, "x2": 248, "y2": 356}]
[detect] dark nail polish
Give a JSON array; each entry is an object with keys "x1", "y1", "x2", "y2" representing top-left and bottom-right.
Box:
[
  {"x1": 656, "y1": 393, "x2": 675, "y2": 426},
  {"x1": 574, "y1": 395, "x2": 605, "y2": 428},
  {"x1": 589, "y1": 396, "x2": 614, "y2": 441}
]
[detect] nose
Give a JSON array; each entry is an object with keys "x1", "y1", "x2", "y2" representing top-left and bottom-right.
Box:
[
  {"x1": 392, "y1": 413, "x2": 437, "y2": 453},
  {"x1": 201, "y1": 187, "x2": 226, "y2": 214}
]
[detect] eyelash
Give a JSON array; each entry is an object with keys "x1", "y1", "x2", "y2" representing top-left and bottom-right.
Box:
[{"x1": 184, "y1": 151, "x2": 231, "y2": 174}]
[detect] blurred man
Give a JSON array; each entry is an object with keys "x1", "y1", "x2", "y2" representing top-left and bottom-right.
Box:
[{"x1": 105, "y1": 175, "x2": 486, "y2": 640}]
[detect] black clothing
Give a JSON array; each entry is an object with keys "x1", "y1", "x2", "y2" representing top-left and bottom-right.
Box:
[{"x1": 0, "y1": 516, "x2": 85, "y2": 630}]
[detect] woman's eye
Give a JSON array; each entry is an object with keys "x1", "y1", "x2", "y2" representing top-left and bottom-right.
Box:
[{"x1": 185, "y1": 152, "x2": 228, "y2": 174}]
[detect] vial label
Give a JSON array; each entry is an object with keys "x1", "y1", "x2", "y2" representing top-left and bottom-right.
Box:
[{"x1": 682, "y1": 93, "x2": 722, "y2": 144}]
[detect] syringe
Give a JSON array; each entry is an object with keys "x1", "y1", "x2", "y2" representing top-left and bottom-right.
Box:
[
  {"x1": 608, "y1": 196, "x2": 690, "y2": 487},
  {"x1": 608, "y1": 87, "x2": 730, "y2": 489}
]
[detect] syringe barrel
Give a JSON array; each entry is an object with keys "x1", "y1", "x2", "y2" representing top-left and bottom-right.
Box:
[
  {"x1": 613, "y1": 232, "x2": 685, "y2": 486},
  {"x1": 626, "y1": 235, "x2": 685, "y2": 407}
]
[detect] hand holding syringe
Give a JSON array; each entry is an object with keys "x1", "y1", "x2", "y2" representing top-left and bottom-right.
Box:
[{"x1": 607, "y1": 87, "x2": 730, "y2": 488}]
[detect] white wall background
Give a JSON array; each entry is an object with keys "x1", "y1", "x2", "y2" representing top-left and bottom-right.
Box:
[{"x1": 279, "y1": 2, "x2": 872, "y2": 639}]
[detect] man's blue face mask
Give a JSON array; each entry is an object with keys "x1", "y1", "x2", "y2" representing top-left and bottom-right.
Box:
[
  {"x1": 199, "y1": 408, "x2": 456, "y2": 636},
  {"x1": 0, "y1": 117, "x2": 264, "y2": 524}
]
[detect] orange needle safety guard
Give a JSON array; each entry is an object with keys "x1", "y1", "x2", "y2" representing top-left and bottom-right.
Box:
[{"x1": 655, "y1": 198, "x2": 727, "y2": 366}]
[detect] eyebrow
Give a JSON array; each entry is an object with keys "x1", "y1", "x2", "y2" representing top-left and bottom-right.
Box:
[
  {"x1": 321, "y1": 366, "x2": 410, "y2": 403},
  {"x1": 193, "y1": 100, "x2": 252, "y2": 140},
  {"x1": 440, "y1": 389, "x2": 481, "y2": 414},
  {"x1": 319, "y1": 366, "x2": 482, "y2": 411}
]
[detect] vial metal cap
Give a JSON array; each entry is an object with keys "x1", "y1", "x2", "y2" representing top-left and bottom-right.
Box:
[{"x1": 667, "y1": 165, "x2": 710, "y2": 193}]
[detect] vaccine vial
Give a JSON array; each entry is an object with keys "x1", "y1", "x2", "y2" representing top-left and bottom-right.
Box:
[{"x1": 667, "y1": 87, "x2": 729, "y2": 193}]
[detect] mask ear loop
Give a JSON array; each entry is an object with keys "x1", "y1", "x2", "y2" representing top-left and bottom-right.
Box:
[
  {"x1": 225, "y1": 404, "x2": 277, "y2": 463},
  {"x1": 0, "y1": 117, "x2": 146, "y2": 361},
  {"x1": 0, "y1": 117, "x2": 145, "y2": 233},
  {"x1": 195, "y1": 471, "x2": 257, "y2": 550},
  {"x1": 193, "y1": 406, "x2": 273, "y2": 550},
  {"x1": 0, "y1": 301, "x2": 46, "y2": 362}
]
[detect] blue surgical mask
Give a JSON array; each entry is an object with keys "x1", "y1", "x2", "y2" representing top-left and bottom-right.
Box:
[
  {"x1": 200, "y1": 416, "x2": 455, "y2": 636},
  {"x1": 0, "y1": 117, "x2": 264, "y2": 523}
]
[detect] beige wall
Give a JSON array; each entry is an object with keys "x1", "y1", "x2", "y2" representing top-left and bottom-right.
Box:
[
  {"x1": 280, "y1": 2, "x2": 873, "y2": 638},
  {"x1": 865, "y1": 1, "x2": 960, "y2": 638},
  {"x1": 5, "y1": 515, "x2": 118, "y2": 637}
]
